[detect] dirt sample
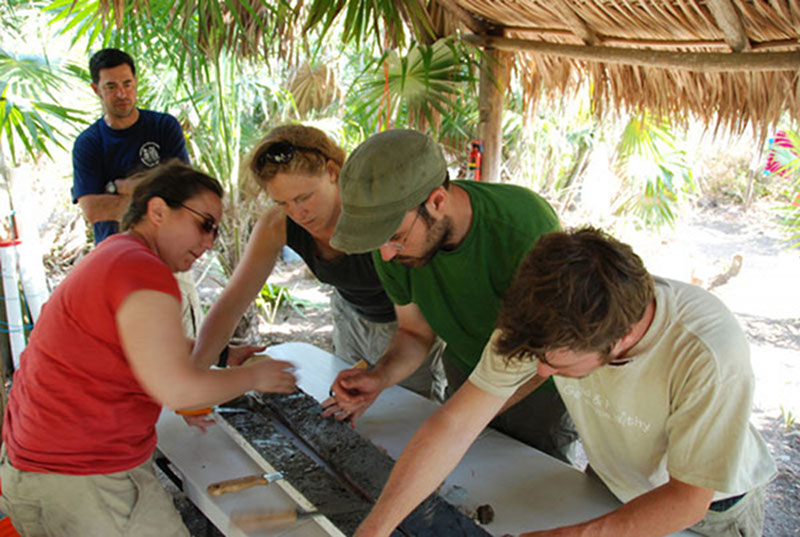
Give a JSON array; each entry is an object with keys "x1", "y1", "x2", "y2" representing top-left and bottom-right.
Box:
[
  {"x1": 220, "y1": 391, "x2": 492, "y2": 537},
  {"x1": 476, "y1": 504, "x2": 494, "y2": 525}
]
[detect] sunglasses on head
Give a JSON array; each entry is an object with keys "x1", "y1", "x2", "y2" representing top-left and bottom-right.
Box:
[
  {"x1": 256, "y1": 140, "x2": 328, "y2": 170},
  {"x1": 179, "y1": 203, "x2": 220, "y2": 240}
]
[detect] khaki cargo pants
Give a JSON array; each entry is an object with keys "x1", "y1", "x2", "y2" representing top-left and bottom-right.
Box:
[
  {"x1": 690, "y1": 486, "x2": 767, "y2": 537},
  {"x1": 0, "y1": 448, "x2": 189, "y2": 537},
  {"x1": 330, "y1": 290, "x2": 447, "y2": 402}
]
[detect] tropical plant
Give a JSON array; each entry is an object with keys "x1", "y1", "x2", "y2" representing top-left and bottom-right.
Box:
[
  {"x1": 287, "y1": 60, "x2": 342, "y2": 118},
  {"x1": 611, "y1": 112, "x2": 693, "y2": 229},
  {"x1": 344, "y1": 38, "x2": 477, "y2": 142},
  {"x1": 305, "y1": 0, "x2": 439, "y2": 50},
  {"x1": 501, "y1": 84, "x2": 596, "y2": 206},
  {"x1": 1, "y1": 6, "x2": 89, "y2": 263},
  {"x1": 0, "y1": 49, "x2": 86, "y2": 166},
  {"x1": 255, "y1": 281, "x2": 310, "y2": 324}
]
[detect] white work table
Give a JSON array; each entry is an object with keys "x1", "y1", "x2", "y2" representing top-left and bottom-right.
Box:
[{"x1": 157, "y1": 342, "x2": 696, "y2": 536}]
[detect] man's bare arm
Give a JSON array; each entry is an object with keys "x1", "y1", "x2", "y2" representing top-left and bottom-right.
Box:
[
  {"x1": 519, "y1": 476, "x2": 714, "y2": 537},
  {"x1": 77, "y1": 193, "x2": 131, "y2": 223},
  {"x1": 354, "y1": 381, "x2": 507, "y2": 537}
]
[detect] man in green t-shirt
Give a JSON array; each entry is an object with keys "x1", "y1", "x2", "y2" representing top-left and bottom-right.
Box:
[{"x1": 323, "y1": 129, "x2": 577, "y2": 463}]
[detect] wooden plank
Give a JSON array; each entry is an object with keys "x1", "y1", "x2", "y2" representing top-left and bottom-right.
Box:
[
  {"x1": 216, "y1": 403, "x2": 374, "y2": 536},
  {"x1": 156, "y1": 409, "x2": 343, "y2": 537}
]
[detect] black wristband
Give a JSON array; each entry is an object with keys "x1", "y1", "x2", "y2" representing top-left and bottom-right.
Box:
[{"x1": 217, "y1": 345, "x2": 230, "y2": 368}]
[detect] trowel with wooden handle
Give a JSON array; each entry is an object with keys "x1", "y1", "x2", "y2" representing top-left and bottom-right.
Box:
[
  {"x1": 206, "y1": 471, "x2": 284, "y2": 497},
  {"x1": 231, "y1": 507, "x2": 358, "y2": 532}
]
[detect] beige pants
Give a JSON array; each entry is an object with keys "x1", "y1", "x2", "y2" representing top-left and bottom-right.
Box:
[
  {"x1": 330, "y1": 290, "x2": 447, "y2": 402},
  {"x1": 690, "y1": 486, "x2": 767, "y2": 537},
  {"x1": 0, "y1": 448, "x2": 189, "y2": 537}
]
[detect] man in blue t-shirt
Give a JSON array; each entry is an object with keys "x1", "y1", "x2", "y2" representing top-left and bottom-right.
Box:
[
  {"x1": 71, "y1": 48, "x2": 204, "y2": 336},
  {"x1": 72, "y1": 48, "x2": 190, "y2": 244}
]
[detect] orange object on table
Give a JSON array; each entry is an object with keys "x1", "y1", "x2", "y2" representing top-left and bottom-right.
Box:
[{"x1": 175, "y1": 407, "x2": 212, "y2": 416}]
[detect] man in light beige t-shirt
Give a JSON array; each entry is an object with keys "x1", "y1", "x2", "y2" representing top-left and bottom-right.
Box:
[{"x1": 353, "y1": 227, "x2": 775, "y2": 537}]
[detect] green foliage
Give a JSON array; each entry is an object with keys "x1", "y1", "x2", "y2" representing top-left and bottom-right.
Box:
[
  {"x1": 502, "y1": 89, "x2": 596, "y2": 203},
  {"x1": 613, "y1": 113, "x2": 693, "y2": 229},
  {"x1": 180, "y1": 56, "x2": 297, "y2": 274},
  {"x1": 344, "y1": 38, "x2": 477, "y2": 141},
  {"x1": 45, "y1": 0, "x2": 286, "y2": 62},
  {"x1": 780, "y1": 405, "x2": 797, "y2": 431},
  {"x1": 255, "y1": 280, "x2": 327, "y2": 324},
  {"x1": 305, "y1": 0, "x2": 433, "y2": 50},
  {"x1": 0, "y1": 49, "x2": 86, "y2": 164},
  {"x1": 255, "y1": 282, "x2": 300, "y2": 324}
]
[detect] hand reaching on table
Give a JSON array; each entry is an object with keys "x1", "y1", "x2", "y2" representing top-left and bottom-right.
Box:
[
  {"x1": 250, "y1": 358, "x2": 297, "y2": 394},
  {"x1": 181, "y1": 412, "x2": 216, "y2": 433},
  {"x1": 227, "y1": 344, "x2": 268, "y2": 367},
  {"x1": 321, "y1": 368, "x2": 384, "y2": 426}
]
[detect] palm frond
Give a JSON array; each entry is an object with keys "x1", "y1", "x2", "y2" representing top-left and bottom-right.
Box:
[
  {"x1": 346, "y1": 37, "x2": 477, "y2": 137},
  {"x1": 0, "y1": 50, "x2": 87, "y2": 164}
]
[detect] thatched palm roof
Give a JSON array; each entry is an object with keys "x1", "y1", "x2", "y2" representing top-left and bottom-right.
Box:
[
  {"x1": 92, "y1": 0, "x2": 799, "y2": 134},
  {"x1": 440, "y1": 0, "x2": 799, "y2": 134}
]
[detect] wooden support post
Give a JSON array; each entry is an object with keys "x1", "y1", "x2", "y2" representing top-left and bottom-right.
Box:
[{"x1": 477, "y1": 48, "x2": 510, "y2": 183}]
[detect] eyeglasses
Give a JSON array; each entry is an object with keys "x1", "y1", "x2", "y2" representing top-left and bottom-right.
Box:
[
  {"x1": 383, "y1": 210, "x2": 421, "y2": 252},
  {"x1": 256, "y1": 140, "x2": 328, "y2": 169},
  {"x1": 179, "y1": 203, "x2": 220, "y2": 239}
]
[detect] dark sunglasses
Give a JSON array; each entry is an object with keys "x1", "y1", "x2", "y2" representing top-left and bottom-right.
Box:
[
  {"x1": 256, "y1": 140, "x2": 328, "y2": 169},
  {"x1": 179, "y1": 203, "x2": 220, "y2": 239}
]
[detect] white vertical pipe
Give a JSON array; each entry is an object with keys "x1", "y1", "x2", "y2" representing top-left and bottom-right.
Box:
[
  {"x1": 0, "y1": 241, "x2": 26, "y2": 369},
  {"x1": 16, "y1": 241, "x2": 49, "y2": 323},
  {"x1": 9, "y1": 179, "x2": 50, "y2": 323}
]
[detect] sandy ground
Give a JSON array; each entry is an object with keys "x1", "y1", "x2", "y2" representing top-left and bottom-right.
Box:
[{"x1": 618, "y1": 200, "x2": 800, "y2": 536}]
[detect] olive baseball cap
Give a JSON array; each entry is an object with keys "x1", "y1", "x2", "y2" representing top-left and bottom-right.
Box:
[{"x1": 331, "y1": 129, "x2": 446, "y2": 254}]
